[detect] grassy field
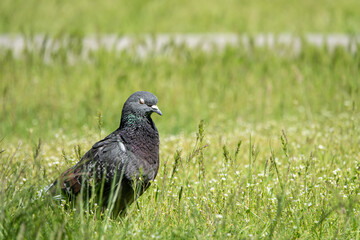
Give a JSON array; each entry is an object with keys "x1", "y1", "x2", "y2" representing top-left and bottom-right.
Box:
[
  {"x1": 1, "y1": 42, "x2": 359, "y2": 239},
  {"x1": 1, "y1": 0, "x2": 360, "y2": 239},
  {"x1": 1, "y1": 0, "x2": 360, "y2": 34}
]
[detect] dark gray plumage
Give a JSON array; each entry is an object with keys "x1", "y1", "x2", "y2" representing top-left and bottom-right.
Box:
[{"x1": 48, "y1": 91, "x2": 162, "y2": 217}]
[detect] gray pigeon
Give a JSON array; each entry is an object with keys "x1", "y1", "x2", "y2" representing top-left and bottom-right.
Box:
[{"x1": 48, "y1": 91, "x2": 162, "y2": 217}]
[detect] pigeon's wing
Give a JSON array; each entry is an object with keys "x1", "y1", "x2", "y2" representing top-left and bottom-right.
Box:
[{"x1": 49, "y1": 132, "x2": 131, "y2": 198}]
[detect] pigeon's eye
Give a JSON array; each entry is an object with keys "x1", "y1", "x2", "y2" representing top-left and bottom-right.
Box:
[{"x1": 139, "y1": 98, "x2": 145, "y2": 104}]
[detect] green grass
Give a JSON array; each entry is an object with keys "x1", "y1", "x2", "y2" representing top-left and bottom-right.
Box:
[
  {"x1": 1, "y1": 43, "x2": 359, "y2": 140},
  {"x1": 1, "y1": 111, "x2": 360, "y2": 239},
  {"x1": 1, "y1": 43, "x2": 359, "y2": 239},
  {"x1": 0, "y1": 0, "x2": 360, "y2": 34},
  {"x1": 1, "y1": 1, "x2": 360, "y2": 237}
]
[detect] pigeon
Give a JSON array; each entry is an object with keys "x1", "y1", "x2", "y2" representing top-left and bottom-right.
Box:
[{"x1": 48, "y1": 91, "x2": 162, "y2": 217}]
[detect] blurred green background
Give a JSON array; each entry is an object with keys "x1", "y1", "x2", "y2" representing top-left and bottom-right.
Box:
[
  {"x1": 0, "y1": 0, "x2": 359, "y2": 141},
  {"x1": 1, "y1": 47, "x2": 359, "y2": 141},
  {"x1": 1, "y1": 0, "x2": 360, "y2": 34}
]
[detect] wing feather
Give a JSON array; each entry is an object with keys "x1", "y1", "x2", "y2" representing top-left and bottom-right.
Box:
[{"x1": 49, "y1": 132, "x2": 130, "y2": 198}]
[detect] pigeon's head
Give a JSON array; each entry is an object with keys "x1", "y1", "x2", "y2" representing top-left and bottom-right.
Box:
[{"x1": 122, "y1": 91, "x2": 162, "y2": 119}]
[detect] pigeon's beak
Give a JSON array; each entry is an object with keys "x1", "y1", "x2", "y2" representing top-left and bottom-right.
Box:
[{"x1": 151, "y1": 105, "x2": 162, "y2": 116}]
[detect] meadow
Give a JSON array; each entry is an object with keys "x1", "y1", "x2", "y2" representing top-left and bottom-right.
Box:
[
  {"x1": 1, "y1": 0, "x2": 360, "y2": 34},
  {"x1": 1, "y1": 0, "x2": 360, "y2": 239}
]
